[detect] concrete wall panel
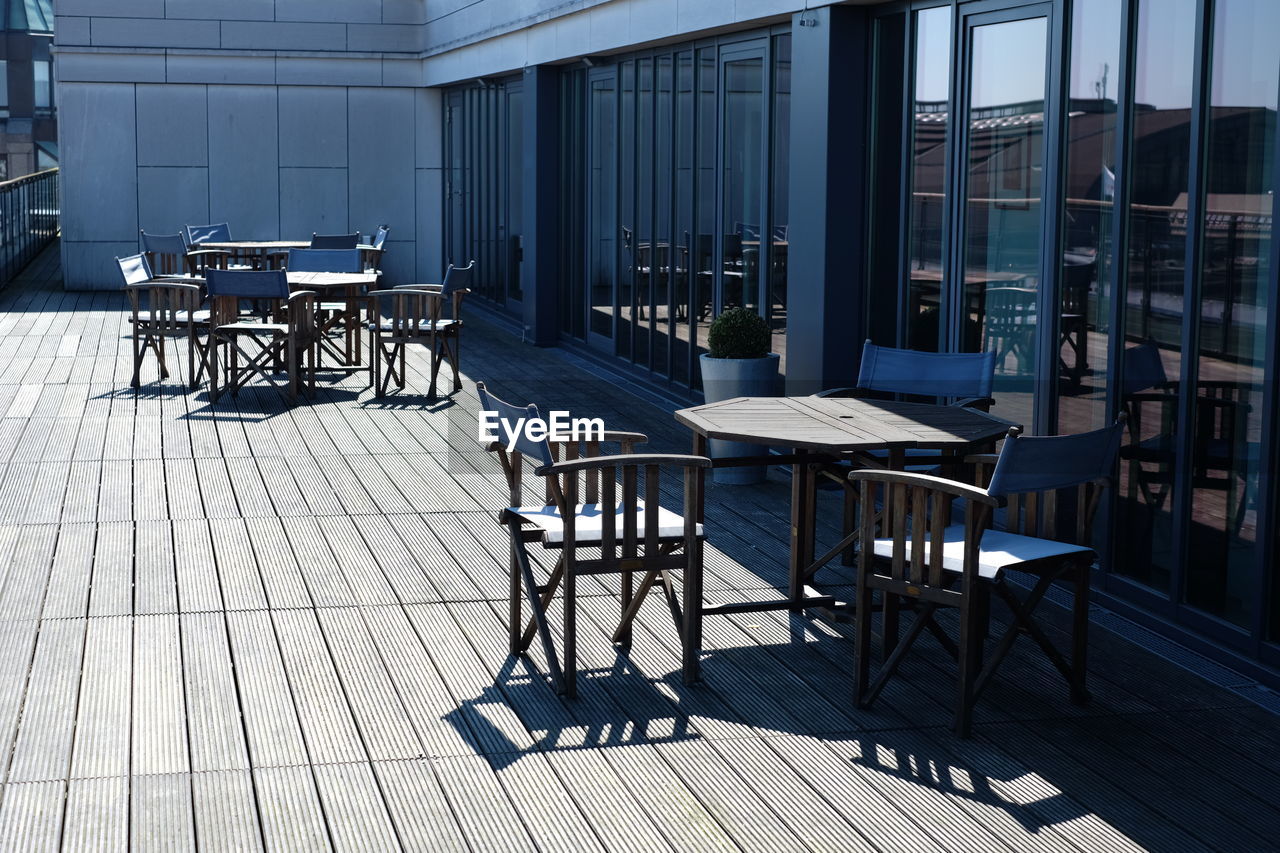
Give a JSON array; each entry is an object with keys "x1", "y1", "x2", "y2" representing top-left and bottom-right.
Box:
[
  {"x1": 415, "y1": 168, "x2": 443, "y2": 281},
  {"x1": 207, "y1": 85, "x2": 280, "y2": 238},
  {"x1": 279, "y1": 87, "x2": 348, "y2": 168},
  {"x1": 135, "y1": 84, "x2": 208, "y2": 167},
  {"x1": 59, "y1": 83, "x2": 138, "y2": 244},
  {"x1": 165, "y1": 0, "x2": 274, "y2": 20},
  {"x1": 62, "y1": 241, "x2": 143, "y2": 291},
  {"x1": 279, "y1": 167, "x2": 349, "y2": 237},
  {"x1": 136, "y1": 167, "x2": 210, "y2": 236},
  {"x1": 348, "y1": 88, "x2": 416, "y2": 240}
]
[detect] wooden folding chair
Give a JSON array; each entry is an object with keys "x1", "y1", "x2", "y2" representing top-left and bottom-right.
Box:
[
  {"x1": 850, "y1": 418, "x2": 1124, "y2": 737},
  {"x1": 119, "y1": 253, "x2": 211, "y2": 389},
  {"x1": 477, "y1": 382, "x2": 710, "y2": 697},
  {"x1": 286, "y1": 248, "x2": 368, "y2": 366},
  {"x1": 140, "y1": 230, "x2": 229, "y2": 278},
  {"x1": 206, "y1": 269, "x2": 318, "y2": 403},
  {"x1": 368, "y1": 261, "x2": 474, "y2": 400}
]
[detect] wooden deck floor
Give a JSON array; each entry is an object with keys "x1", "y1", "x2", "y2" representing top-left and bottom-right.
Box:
[{"x1": 1, "y1": 243, "x2": 1278, "y2": 851}]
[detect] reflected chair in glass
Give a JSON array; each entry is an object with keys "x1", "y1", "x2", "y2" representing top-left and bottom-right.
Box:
[
  {"x1": 851, "y1": 418, "x2": 1124, "y2": 737},
  {"x1": 477, "y1": 382, "x2": 709, "y2": 697},
  {"x1": 982, "y1": 286, "x2": 1038, "y2": 374},
  {"x1": 815, "y1": 339, "x2": 998, "y2": 563},
  {"x1": 206, "y1": 269, "x2": 317, "y2": 403},
  {"x1": 140, "y1": 230, "x2": 229, "y2": 278},
  {"x1": 367, "y1": 261, "x2": 474, "y2": 399},
  {"x1": 286, "y1": 248, "x2": 367, "y2": 367},
  {"x1": 1119, "y1": 341, "x2": 1255, "y2": 534},
  {"x1": 118, "y1": 253, "x2": 211, "y2": 389},
  {"x1": 310, "y1": 232, "x2": 360, "y2": 250}
]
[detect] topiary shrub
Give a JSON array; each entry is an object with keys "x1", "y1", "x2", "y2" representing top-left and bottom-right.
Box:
[{"x1": 707, "y1": 307, "x2": 771, "y2": 359}]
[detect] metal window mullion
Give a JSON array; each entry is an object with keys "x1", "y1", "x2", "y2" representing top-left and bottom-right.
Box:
[
  {"x1": 896, "y1": 10, "x2": 918, "y2": 349},
  {"x1": 1036, "y1": 0, "x2": 1069, "y2": 437},
  {"x1": 1168, "y1": 0, "x2": 1215, "y2": 616}
]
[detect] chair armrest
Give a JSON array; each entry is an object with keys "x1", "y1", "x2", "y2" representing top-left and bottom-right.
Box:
[
  {"x1": 286, "y1": 290, "x2": 316, "y2": 330},
  {"x1": 847, "y1": 468, "x2": 1003, "y2": 507},
  {"x1": 962, "y1": 453, "x2": 1001, "y2": 466},
  {"x1": 952, "y1": 396, "x2": 995, "y2": 411},
  {"x1": 535, "y1": 453, "x2": 712, "y2": 477},
  {"x1": 126, "y1": 280, "x2": 203, "y2": 295}
]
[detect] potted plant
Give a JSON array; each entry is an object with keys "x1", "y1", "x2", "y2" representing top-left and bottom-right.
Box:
[{"x1": 698, "y1": 307, "x2": 781, "y2": 485}]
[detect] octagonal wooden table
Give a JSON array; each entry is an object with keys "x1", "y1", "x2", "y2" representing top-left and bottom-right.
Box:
[{"x1": 675, "y1": 395, "x2": 1018, "y2": 615}]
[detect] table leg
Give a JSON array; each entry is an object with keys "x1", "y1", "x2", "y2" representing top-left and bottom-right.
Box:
[
  {"x1": 788, "y1": 451, "x2": 815, "y2": 610},
  {"x1": 692, "y1": 432, "x2": 707, "y2": 525}
]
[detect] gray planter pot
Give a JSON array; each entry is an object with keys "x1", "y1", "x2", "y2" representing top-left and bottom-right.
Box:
[{"x1": 698, "y1": 352, "x2": 781, "y2": 485}]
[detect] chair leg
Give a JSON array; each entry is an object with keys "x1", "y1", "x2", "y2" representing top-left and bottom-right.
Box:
[
  {"x1": 681, "y1": 542, "x2": 703, "y2": 686},
  {"x1": 156, "y1": 334, "x2": 170, "y2": 380},
  {"x1": 131, "y1": 329, "x2": 143, "y2": 388},
  {"x1": 852, "y1": 569, "x2": 874, "y2": 708},
  {"x1": 562, "y1": 555, "x2": 577, "y2": 699},
  {"x1": 841, "y1": 486, "x2": 857, "y2": 566},
  {"x1": 508, "y1": 537, "x2": 522, "y2": 655},
  {"x1": 209, "y1": 337, "x2": 221, "y2": 402},
  {"x1": 954, "y1": 593, "x2": 981, "y2": 739},
  {"x1": 373, "y1": 336, "x2": 385, "y2": 398},
  {"x1": 451, "y1": 335, "x2": 461, "y2": 392},
  {"x1": 1071, "y1": 559, "x2": 1091, "y2": 705}
]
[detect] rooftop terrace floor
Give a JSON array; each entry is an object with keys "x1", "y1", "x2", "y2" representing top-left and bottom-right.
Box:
[{"x1": 0, "y1": 244, "x2": 1278, "y2": 851}]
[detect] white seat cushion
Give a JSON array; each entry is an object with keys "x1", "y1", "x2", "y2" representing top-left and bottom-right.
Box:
[
  {"x1": 218, "y1": 321, "x2": 288, "y2": 335},
  {"x1": 367, "y1": 318, "x2": 458, "y2": 332},
  {"x1": 508, "y1": 501, "x2": 703, "y2": 545},
  {"x1": 872, "y1": 524, "x2": 1092, "y2": 580}
]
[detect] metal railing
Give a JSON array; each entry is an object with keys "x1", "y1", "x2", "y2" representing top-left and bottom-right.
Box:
[{"x1": 0, "y1": 168, "x2": 59, "y2": 288}]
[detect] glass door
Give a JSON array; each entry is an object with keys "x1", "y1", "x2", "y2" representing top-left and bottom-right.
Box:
[
  {"x1": 586, "y1": 69, "x2": 618, "y2": 351},
  {"x1": 952, "y1": 4, "x2": 1056, "y2": 432},
  {"x1": 718, "y1": 44, "x2": 768, "y2": 316}
]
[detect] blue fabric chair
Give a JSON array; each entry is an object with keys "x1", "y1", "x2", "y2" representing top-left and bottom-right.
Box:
[
  {"x1": 141, "y1": 230, "x2": 228, "y2": 278},
  {"x1": 370, "y1": 261, "x2": 475, "y2": 399},
  {"x1": 285, "y1": 248, "x2": 362, "y2": 273},
  {"x1": 851, "y1": 417, "x2": 1125, "y2": 737},
  {"x1": 205, "y1": 269, "x2": 317, "y2": 403},
  {"x1": 184, "y1": 222, "x2": 232, "y2": 245},
  {"x1": 118, "y1": 254, "x2": 209, "y2": 389},
  {"x1": 309, "y1": 232, "x2": 360, "y2": 250},
  {"x1": 477, "y1": 381, "x2": 709, "y2": 697}
]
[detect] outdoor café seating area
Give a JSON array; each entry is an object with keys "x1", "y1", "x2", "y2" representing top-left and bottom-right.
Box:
[{"x1": 0, "y1": 243, "x2": 1278, "y2": 851}]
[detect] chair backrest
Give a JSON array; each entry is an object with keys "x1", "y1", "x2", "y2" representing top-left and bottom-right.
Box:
[
  {"x1": 206, "y1": 268, "x2": 289, "y2": 300},
  {"x1": 310, "y1": 232, "x2": 360, "y2": 250},
  {"x1": 856, "y1": 340, "x2": 996, "y2": 402},
  {"x1": 140, "y1": 231, "x2": 189, "y2": 275},
  {"x1": 982, "y1": 418, "x2": 1125, "y2": 544},
  {"x1": 185, "y1": 222, "x2": 231, "y2": 245},
  {"x1": 286, "y1": 248, "x2": 362, "y2": 273},
  {"x1": 371, "y1": 225, "x2": 390, "y2": 249},
  {"x1": 984, "y1": 287, "x2": 1038, "y2": 328},
  {"x1": 117, "y1": 253, "x2": 154, "y2": 287},
  {"x1": 476, "y1": 382, "x2": 554, "y2": 472},
  {"x1": 1121, "y1": 341, "x2": 1170, "y2": 396},
  {"x1": 442, "y1": 260, "x2": 476, "y2": 296}
]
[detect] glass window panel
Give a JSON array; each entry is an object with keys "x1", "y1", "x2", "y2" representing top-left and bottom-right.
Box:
[
  {"x1": 722, "y1": 56, "x2": 764, "y2": 314},
  {"x1": 673, "y1": 51, "x2": 695, "y2": 386},
  {"x1": 1115, "y1": 0, "x2": 1196, "y2": 594},
  {"x1": 1058, "y1": 0, "x2": 1122, "y2": 432},
  {"x1": 560, "y1": 69, "x2": 586, "y2": 339},
  {"x1": 34, "y1": 60, "x2": 51, "y2": 110},
  {"x1": 654, "y1": 55, "x2": 673, "y2": 378},
  {"x1": 589, "y1": 75, "x2": 617, "y2": 339},
  {"x1": 635, "y1": 57, "x2": 653, "y2": 367},
  {"x1": 962, "y1": 15, "x2": 1047, "y2": 431},
  {"x1": 1186, "y1": 0, "x2": 1275, "y2": 627},
  {"x1": 619, "y1": 61, "x2": 635, "y2": 356},
  {"x1": 504, "y1": 88, "x2": 524, "y2": 302},
  {"x1": 693, "y1": 48, "x2": 717, "y2": 389},
  {"x1": 0, "y1": 61, "x2": 8, "y2": 118},
  {"x1": 770, "y1": 34, "x2": 791, "y2": 376},
  {"x1": 905, "y1": 5, "x2": 951, "y2": 352}
]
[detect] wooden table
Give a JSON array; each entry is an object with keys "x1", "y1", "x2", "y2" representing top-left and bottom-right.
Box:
[
  {"x1": 675, "y1": 395, "x2": 1017, "y2": 615},
  {"x1": 201, "y1": 241, "x2": 380, "y2": 270}
]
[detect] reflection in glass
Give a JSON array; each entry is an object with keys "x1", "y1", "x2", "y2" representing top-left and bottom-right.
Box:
[
  {"x1": 962, "y1": 15, "x2": 1047, "y2": 430},
  {"x1": 692, "y1": 48, "x2": 717, "y2": 389},
  {"x1": 721, "y1": 57, "x2": 764, "y2": 314},
  {"x1": 619, "y1": 61, "x2": 635, "y2": 356},
  {"x1": 905, "y1": 5, "x2": 951, "y2": 351},
  {"x1": 1115, "y1": 0, "x2": 1195, "y2": 594},
  {"x1": 770, "y1": 34, "x2": 791, "y2": 376},
  {"x1": 559, "y1": 69, "x2": 586, "y2": 339},
  {"x1": 1187, "y1": 0, "x2": 1274, "y2": 627},
  {"x1": 506, "y1": 88, "x2": 524, "y2": 302},
  {"x1": 673, "y1": 51, "x2": 694, "y2": 385},
  {"x1": 1058, "y1": 0, "x2": 1121, "y2": 433},
  {"x1": 654, "y1": 55, "x2": 674, "y2": 377},
  {"x1": 588, "y1": 76, "x2": 616, "y2": 338},
  {"x1": 634, "y1": 58, "x2": 653, "y2": 367}
]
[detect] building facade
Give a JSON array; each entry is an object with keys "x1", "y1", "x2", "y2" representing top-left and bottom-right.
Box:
[
  {"x1": 55, "y1": 0, "x2": 1280, "y2": 684},
  {"x1": 2, "y1": 0, "x2": 55, "y2": 180}
]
